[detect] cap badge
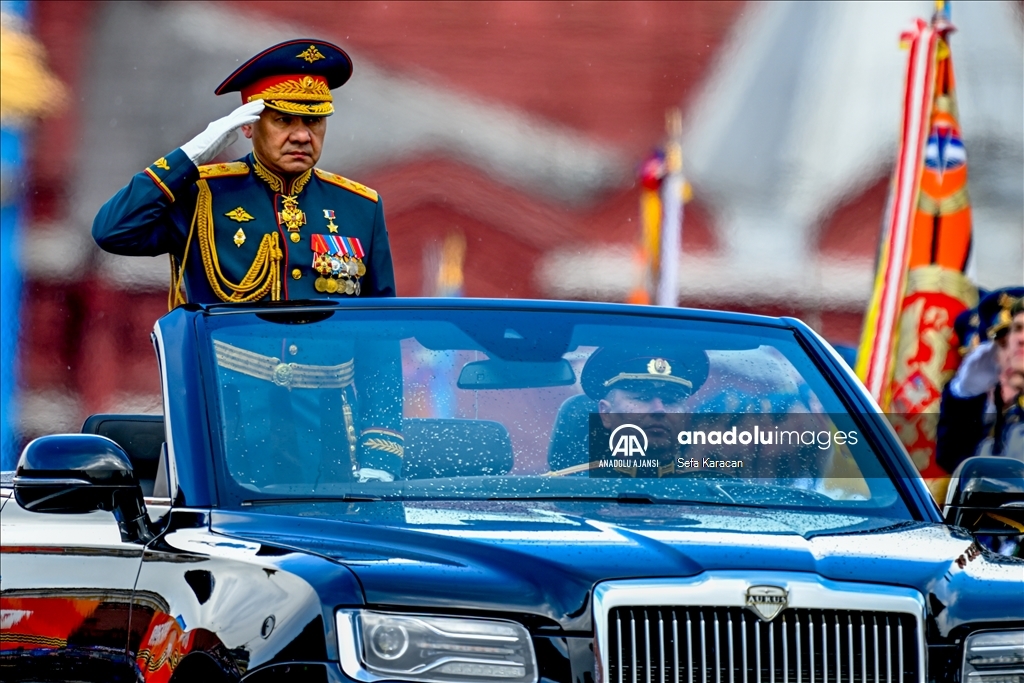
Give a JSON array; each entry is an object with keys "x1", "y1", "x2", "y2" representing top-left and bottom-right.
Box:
[
  {"x1": 225, "y1": 207, "x2": 255, "y2": 222},
  {"x1": 297, "y1": 45, "x2": 326, "y2": 63},
  {"x1": 746, "y1": 585, "x2": 788, "y2": 622},
  {"x1": 647, "y1": 358, "x2": 672, "y2": 376}
]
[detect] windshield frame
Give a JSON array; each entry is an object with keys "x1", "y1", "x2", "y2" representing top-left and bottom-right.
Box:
[{"x1": 187, "y1": 300, "x2": 927, "y2": 520}]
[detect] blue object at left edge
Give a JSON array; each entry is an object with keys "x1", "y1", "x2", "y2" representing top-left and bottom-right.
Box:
[{"x1": 1, "y1": 0, "x2": 33, "y2": 470}]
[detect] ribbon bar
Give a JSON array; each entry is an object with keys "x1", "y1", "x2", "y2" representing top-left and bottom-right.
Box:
[
  {"x1": 339, "y1": 235, "x2": 365, "y2": 259},
  {"x1": 310, "y1": 234, "x2": 364, "y2": 259}
]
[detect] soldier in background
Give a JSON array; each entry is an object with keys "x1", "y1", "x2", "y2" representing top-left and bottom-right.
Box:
[{"x1": 937, "y1": 288, "x2": 1024, "y2": 472}]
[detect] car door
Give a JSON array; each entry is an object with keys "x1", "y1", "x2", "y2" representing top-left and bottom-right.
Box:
[{"x1": 0, "y1": 497, "x2": 146, "y2": 682}]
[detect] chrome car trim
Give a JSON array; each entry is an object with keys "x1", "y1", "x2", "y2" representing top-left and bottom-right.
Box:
[
  {"x1": 151, "y1": 324, "x2": 179, "y2": 500},
  {"x1": 336, "y1": 610, "x2": 538, "y2": 683},
  {"x1": 12, "y1": 477, "x2": 92, "y2": 487},
  {"x1": 336, "y1": 611, "x2": 374, "y2": 683},
  {"x1": 592, "y1": 571, "x2": 926, "y2": 683}
]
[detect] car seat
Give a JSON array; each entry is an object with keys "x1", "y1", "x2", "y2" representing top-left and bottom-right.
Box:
[{"x1": 547, "y1": 394, "x2": 604, "y2": 473}]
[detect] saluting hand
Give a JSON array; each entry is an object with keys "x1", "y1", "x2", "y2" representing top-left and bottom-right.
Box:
[
  {"x1": 181, "y1": 100, "x2": 265, "y2": 166},
  {"x1": 950, "y1": 341, "x2": 1000, "y2": 398}
]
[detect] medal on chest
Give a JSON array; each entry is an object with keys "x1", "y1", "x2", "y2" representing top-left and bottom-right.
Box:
[
  {"x1": 311, "y1": 233, "x2": 366, "y2": 295},
  {"x1": 278, "y1": 195, "x2": 306, "y2": 243},
  {"x1": 323, "y1": 209, "x2": 339, "y2": 233}
]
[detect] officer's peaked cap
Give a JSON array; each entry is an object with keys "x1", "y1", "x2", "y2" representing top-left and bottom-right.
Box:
[
  {"x1": 581, "y1": 346, "x2": 710, "y2": 400},
  {"x1": 215, "y1": 39, "x2": 352, "y2": 117},
  {"x1": 979, "y1": 286, "x2": 1024, "y2": 340},
  {"x1": 953, "y1": 306, "x2": 982, "y2": 355}
]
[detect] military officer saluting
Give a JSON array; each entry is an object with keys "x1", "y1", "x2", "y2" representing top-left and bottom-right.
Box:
[
  {"x1": 93, "y1": 39, "x2": 396, "y2": 305},
  {"x1": 94, "y1": 40, "x2": 404, "y2": 482}
]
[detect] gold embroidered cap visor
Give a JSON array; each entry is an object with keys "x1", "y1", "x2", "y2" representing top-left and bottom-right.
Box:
[
  {"x1": 246, "y1": 75, "x2": 334, "y2": 116},
  {"x1": 214, "y1": 39, "x2": 353, "y2": 117}
]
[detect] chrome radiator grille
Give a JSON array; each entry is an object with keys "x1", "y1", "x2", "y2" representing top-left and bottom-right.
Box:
[{"x1": 607, "y1": 607, "x2": 919, "y2": 683}]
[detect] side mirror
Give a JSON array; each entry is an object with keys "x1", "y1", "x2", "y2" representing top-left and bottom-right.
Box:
[
  {"x1": 943, "y1": 456, "x2": 1024, "y2": 535},
  {"x1": 13, "y1": 434, "x2": 152, "y2": 542}
]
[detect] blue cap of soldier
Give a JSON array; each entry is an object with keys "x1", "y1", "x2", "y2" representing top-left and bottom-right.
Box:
[
  {"x1": 979, "y1": 286, "x2": 1024, "y2": 340},
  {"x1": 953, "y1": 306, "x2": 982, "y2": 354},
  {"x1": 581, "y1": 346, "x2": 710, "y2": 400},
  {"x1": 215, "y1": 39, "x2": 353, "y2": 116}
]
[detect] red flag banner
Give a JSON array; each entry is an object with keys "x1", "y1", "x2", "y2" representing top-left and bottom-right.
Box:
[{"x1": 856, "y1": 13, "x2": 978, "y2": 487}]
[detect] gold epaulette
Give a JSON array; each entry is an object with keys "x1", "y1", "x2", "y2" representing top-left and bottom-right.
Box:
[
  {"x1": 199, "y1": 161, "x2": 250, "y2": 179},
  {"x1": 314, "y1": 169, "x2": 379, "y2": 202}
]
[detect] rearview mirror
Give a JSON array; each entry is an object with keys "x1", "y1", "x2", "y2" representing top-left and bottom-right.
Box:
[
  {"x1": 943, "y1": 456, "x2": 1024, "y2": 536},
  {"x1": 457, "y1": 358, "x2": 576, "y2": 389},
  {"x1": 13, "y1": 434, "x2": 151, "y2": 542}
]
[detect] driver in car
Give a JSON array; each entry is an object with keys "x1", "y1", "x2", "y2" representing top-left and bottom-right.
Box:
[{"x1": 580, "y1": 346, "x2": 710, "y2": 478}]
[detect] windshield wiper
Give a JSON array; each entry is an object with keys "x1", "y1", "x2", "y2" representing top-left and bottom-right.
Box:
[
  {"x1": 242, "y1": 493, "x2": 384, "y2": 506},
  {"x1": 486, "y1": 492, "x2": 658, "y2": 504},
  {"x1": 242, "y1": 492, "x2": 685, "y2": 506}
]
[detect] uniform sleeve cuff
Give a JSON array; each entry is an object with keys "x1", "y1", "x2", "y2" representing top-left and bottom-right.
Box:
[
  {"x1": 142, "y1": 147, "x2": 198, "y2": 203},
  {"x1": 359, "y1": 428, "x2": 404, "y2": 478}
]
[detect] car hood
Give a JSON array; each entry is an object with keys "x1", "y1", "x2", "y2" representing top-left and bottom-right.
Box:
[{"x1": 211, "y1": 503, "x2": 1024, "y2": 634}]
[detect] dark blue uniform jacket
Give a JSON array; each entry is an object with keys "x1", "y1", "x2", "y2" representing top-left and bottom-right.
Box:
[
  {"x1": 93, "y1": 148, "x2": 403, "y2": 476},
  {"x1": 93, "y1": 148, "x2": 396, "y2": 303}
]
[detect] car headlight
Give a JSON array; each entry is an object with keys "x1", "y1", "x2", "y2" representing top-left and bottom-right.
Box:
[
  {"x1": 963, "y1": 630, "x2": 1024, "y2": 683},
  {"x1": 337, "y1": 610, "x2": 538, "y2": 683}
]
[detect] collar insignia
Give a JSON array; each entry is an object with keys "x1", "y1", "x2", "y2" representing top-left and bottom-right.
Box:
[{"x1": 746, "y1": 585, "x2": 788, "y2": 622}]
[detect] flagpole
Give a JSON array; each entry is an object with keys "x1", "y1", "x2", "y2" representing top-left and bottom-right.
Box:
[
  {"x1": 656, "y1": 109, "x2": 684, "y2": 307},
  {"x1": 855, "y1": 18, "x2": 939, "y2": 402}
]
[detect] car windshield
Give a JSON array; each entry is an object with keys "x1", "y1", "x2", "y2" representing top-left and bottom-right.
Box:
[{"x1": 203, "y1": 306, "x2": 910, "y2": 518}]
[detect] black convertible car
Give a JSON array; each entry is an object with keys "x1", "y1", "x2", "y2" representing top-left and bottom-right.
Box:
[{"x1": 1, "y1": 298, "x2": 1022, "y2": 683}]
